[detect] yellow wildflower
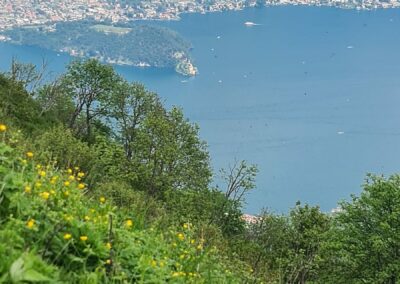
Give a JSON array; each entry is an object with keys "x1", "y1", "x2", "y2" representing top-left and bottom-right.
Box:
[
  {"x1": 78, "y1": 172, "x2": 85, "y2": 178},
  {"x1": 99, "y1": 197, "x2": 106, "y2": 203},
  {"x1": 0, "y1": 124, "x2": 6, "y2": 132},
  {"x1": 24, "y1": 186, "x2": 31, "y2": 193},
  {"x1": 179, "y1": 254, "x2": 185, "y2": 259},
  {"x1": 21, "y1": 159, "x2": 27, "y2": 165},
  {"x1": 26, "y1": 152, "x2": 34, "y2": 158},
  {"x1": 177, "y1": 233, "x2": 184, "y2": 241},
  {"x1": 36, "y1": 164, "x2": 42, "y2": 170},
  {"x1": 106, "y1": 242, "x2": 112, "y2": 250},
  {"x1": 50, "y1": 179, "x2": 57, "y2": 185},
  {"x1": 80, "y1": 236, "x2": 88, "y2": 241},
  {"x1": 64, "y1": 215, "x2": 73, "y2": 222},
  {"x1": 106, "y1": 259, "x2": 112, "y2": 265},
  {"x1": 68, "y1": 175, "x2": 75, "y2": 181},
  {"x1": 197, "y1": 244, "x2": 203, "y2": 250},
  {"x1": 78, "y1": 183, "x2": 85, "y2": 190},
  {"x1": 190, "y1": 239, "x2": 195, "y2": 244},
  {"x1": 63, "y1": 233, "x2": 72, "y2": 240},
  {"x1": 151, "y1": 260, "x2": 157, "y2": 267},
  {"x1": 64, "y1": 181, "x2": 70, "y2": 187},
  {"x1": 40, "y1": 191, "x2": 50, "y2": 200},
  {"x1": 64, "y1": 191, "x2": 70, "y2": 197},
  {"x1": 39, "y1": 170, "x2": 46, "y2": 177},
  {"x1": 67, "y1": 168, "x2": 73, "y2": 174},
  {"x1": 77, "y1": 177, "x2": 81, "y2": 181},
  {"x1": 50, "y1": 189, "x2": 56, "y2": 195},
  {"x1": 74, "y1": 166, "x2": 79, "y2": 171},
  {"x1": 84, "y1": 215, "x2": 90, "y2": 221},
  {"x1": 125, "y1": 219, "x2": 133, "y2": 228},
  {"x1": 183, "y1": 223, "x2": 188, "y2": 229},
  {"x1": 35, "y1": 182, "x2": 42, "y2": 188},
  {"x1": 26, "y1": 219, "x2": 35, "y2": 229}
]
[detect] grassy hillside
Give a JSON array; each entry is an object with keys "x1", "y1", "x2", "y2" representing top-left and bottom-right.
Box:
[
  {"x1": 1, "y1": 59, "x2": 400, "y2": 283},
  {"x1": 0, "y1": 126, "x2": 252, "y2": 283}
]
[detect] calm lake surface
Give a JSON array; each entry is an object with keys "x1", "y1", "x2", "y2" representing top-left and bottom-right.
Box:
[{"x1": 1, "y1": 6, "x2": 400, "y2": 213}]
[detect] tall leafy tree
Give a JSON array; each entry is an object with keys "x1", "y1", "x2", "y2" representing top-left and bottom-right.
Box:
[
  {"x1": 282, "y1": 203, "x2": 330, "y2": 284},
  {"x1": 108, "y1": 80, "x2": 211, "y2": 196},
  {"x1": 236, "y1": 211, "x2": 290, "y2": 281},
  {"x1": 320, "y1": 174, "x2": 400, "y2": 284},
  {"x1": 110, "y1": 81, "x2": 162, "y2": 159},
  {"x1": 132, "y1": 106, "x2": 211, "y2": 196},
  {"x1": 63, "y1": 59, "x2": 120, "y2": 140}
]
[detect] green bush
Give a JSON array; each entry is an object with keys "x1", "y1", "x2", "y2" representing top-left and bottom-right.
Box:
[{"x1": 0, "y1": 125, "x2": 252, "y2": 283}]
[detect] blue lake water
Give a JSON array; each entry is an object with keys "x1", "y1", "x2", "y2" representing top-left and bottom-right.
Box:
[{"x1": 1, "y1": 6, "x2": 400, "y2": 213}]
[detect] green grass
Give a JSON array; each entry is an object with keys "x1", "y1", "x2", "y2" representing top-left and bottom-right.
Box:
[
  {"x1": 0, "y1": 125, "x2": 251, "y2": 283},
  {"x1": 90, "y1": 25, "x2": 132, "y2": 35}
]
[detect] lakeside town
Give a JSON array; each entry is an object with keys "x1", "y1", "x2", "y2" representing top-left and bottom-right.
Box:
[{"x1": 1, "y1": 0, "x2": 400, "y2": 31}]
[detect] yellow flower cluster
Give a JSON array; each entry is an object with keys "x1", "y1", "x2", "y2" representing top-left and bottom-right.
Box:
[
  {"x1": 171, "y1": 271, "x2": 199, "y2": 278},
  {"x1": 26, "y1": 219, "x2": 35, "y2": 229},
  {"x1": 63, "y1": 233, "x2": 72, "y2": 240},
  {"x1": 24, "y1": 185, "x2": 31, "y2": 193},
  {"x1": 125, "y1": 219, "x2": 133, "y2": 228},
  {"x1": 0, "y1": 124, "x2": 6, "y2": 132},
  {"x1": 50, "y1": 176, "x2": 58, "y2": 184},
  {"x1": 182, "y1": 222, "x2": 192, "y2": 230},
  {"x1": 40, "y1": 191, "x2": 50, "y2": 200}
]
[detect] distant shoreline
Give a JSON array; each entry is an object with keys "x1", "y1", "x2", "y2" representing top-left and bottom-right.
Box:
[{"x1": 1, "y1": 1, "x2": 400, "y2": 31}]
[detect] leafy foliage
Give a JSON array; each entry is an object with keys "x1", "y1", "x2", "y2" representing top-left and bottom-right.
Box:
[
  {"x1": 319, "y1": 175, "x2": 400, "y2": 284},
  {"x1": 1, "y1": 59, "x2": 398, "y2": 283},
  {"x1": 0, "y1": 130, "x2": 252, "y2": 283}
]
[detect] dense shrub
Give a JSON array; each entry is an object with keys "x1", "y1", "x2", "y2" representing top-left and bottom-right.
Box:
[{"x1": 0, "y1": 126, "x2": 252, "y2": 283}]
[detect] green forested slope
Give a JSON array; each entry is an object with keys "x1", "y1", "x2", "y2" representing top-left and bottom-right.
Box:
[{"x1": 1, "y1": 59, "x2": 399, "y2": 283}]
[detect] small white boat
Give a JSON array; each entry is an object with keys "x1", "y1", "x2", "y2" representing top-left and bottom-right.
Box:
[{"x1": 244, "y1": 21, "x2": 260, "y2": 26}]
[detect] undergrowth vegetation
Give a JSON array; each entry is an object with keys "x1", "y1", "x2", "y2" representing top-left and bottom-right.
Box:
[
  {"x1": 1, "y1": 59, "x2": 400, "y2": 283},
  {"x1": 0, "y1": 128, "x2": 252, "y2": 283}
]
